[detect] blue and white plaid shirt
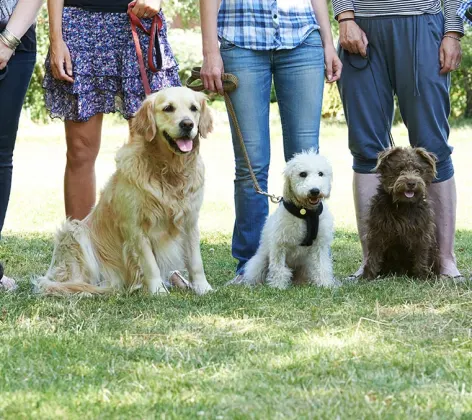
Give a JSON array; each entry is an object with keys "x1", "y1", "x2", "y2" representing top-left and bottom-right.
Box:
[
  {"x1": 457, "y1": 0, "x2": 472, "y2": 26},
  {"x1": 217, "y1": 0, "x2": 320, "y2": 51}
]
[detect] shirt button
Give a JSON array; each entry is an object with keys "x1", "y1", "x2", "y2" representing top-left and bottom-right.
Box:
[{"x1": 273, "y1": 14, "x2": 278, "y2": 19}]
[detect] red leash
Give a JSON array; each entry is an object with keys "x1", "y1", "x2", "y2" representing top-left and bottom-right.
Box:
[{"x1": 127, "y1": 1, "x2": 163, "y2": 96}]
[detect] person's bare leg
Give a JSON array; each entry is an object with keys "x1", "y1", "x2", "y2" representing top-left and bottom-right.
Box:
[
  {"x1": 351, "y1": 172, "x2": 380, "y2": 278},
  {"x1": 64, "y1": 114, "x2": 103, "y2": 220},
  {"x1": 429, "y1": 177, "x2": 461, "y2": 278}
]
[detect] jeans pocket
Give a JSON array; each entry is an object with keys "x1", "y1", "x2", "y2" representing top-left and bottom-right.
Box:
[
  {"x1": 219, "y1": 37, "x2": 237, "y2": 51},
  {"x1": 301, "y1": 30, "x2": 323, "y2": 47}
]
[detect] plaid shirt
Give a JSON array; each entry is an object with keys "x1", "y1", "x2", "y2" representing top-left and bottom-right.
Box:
[
  {"x1": 458, "y1": 0, "x2": 472, "y2": 26},
  {"x1": 217, "y1": 0, "x2": 319, "y2": 51}
]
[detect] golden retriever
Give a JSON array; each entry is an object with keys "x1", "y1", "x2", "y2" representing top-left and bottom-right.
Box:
[{"x1": 34, "y1": 87, "x2": 214, "y2": 296}]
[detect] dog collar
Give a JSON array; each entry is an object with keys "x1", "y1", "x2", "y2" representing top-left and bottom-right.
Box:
[{"x1": 282, "y1": 200, "x2": 323, "y2": 247}]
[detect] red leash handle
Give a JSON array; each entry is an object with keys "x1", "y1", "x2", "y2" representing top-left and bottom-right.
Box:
[{"x1": 128, "y1": 1, "x2": 163, "y2": 96}]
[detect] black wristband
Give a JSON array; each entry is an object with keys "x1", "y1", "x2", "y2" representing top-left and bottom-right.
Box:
[{"x1": 338, "y1": 17, "x2": 355, "y2": 23}]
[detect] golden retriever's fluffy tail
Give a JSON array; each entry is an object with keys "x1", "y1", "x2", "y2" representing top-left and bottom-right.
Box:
[
  {"x1": 33, "y1": 276, "x2": 114, "y2": 297},
  {"x1": 33, "y1": 219, "x2": 114, "y2": 297}
]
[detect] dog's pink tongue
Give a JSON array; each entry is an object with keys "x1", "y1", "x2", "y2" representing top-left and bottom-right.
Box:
[
  {"x1": 176, "y1": 139, "x2": 193, "y2": 152},
  {"x1": 405, "y1": 191, "x2": 415, "y2": 198}
]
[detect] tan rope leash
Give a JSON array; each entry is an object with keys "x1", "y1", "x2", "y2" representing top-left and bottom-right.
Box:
[{"x1": 186, "y1": 67, "x2": 282, "y2": 204}]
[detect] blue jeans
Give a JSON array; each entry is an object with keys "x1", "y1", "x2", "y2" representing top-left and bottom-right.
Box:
[
  {"x1": 220, "y1": 30, "x2": 325, "y2": 273},
  {"x1": 0, "y1": 50, "x2": 36, "y2": 237}
]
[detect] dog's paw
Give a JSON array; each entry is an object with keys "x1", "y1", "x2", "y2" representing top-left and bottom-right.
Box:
[
  {"x1": 322, "y1": 277, "x2": 342, "y2": 288},
  {"x1": 267, "y1": 268, "x2": 292, "y2": 290},
  {"x1": 154, "y1": 284, "x2": 170, "y2": 294},
  {"x1": 311, "y1": 275, "x2": 340, "y2": 288},
  {"x1": 192, "y1": 281, "x2": 213, "y2": 295},
  {"x1": 147, "y1": 278, "x2": 169, "y2": 295}
]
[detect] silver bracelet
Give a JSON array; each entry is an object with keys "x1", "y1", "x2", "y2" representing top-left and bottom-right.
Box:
[{"x1": 0, "y1": 28, "x2": 21, "y2": 50}]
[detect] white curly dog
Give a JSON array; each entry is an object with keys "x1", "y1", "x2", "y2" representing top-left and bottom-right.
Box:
[{"x1": 243, "y1": 150, "x2": 337, "y2": 289}]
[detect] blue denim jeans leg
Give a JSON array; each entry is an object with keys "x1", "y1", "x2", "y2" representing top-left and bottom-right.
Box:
[
  {"x1": 0, "y1": 50, "x2": 36, "y2": 238},
  {"x1": 220, "y1": 30, "x2": 325, "y2": 273}
]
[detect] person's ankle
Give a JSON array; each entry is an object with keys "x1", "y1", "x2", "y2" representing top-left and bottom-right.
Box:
[{"x1": 439, "y1": 255, "x2": 461, "y2": 277}]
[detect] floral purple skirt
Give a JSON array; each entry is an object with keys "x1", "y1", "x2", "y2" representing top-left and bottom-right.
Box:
[{"x1": 43, "y1": 7, "x2": 181, "y2": 122}]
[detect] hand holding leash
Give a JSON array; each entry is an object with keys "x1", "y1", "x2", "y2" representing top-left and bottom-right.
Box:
[
  {"x1": 186, "y1": 67, "x2": 282, "y2": 204},
  {"x1": 128, "y1": 0, "x2": 163, "y2": 95},
  {"x1": 131, "y1": 0, "x2": 161, "y2": 18}
]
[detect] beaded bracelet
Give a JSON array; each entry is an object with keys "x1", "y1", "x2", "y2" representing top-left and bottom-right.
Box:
[{"x1": 443, "y1": 34, "x2": 461, "y2": 42}]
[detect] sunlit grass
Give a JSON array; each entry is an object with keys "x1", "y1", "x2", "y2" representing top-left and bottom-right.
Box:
[{"x1": 1, "y1": 114, "x2": 472, "y2": 418}]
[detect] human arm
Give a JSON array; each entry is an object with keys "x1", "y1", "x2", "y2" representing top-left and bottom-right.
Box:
[
  {"x1": 331, "y1": 0, "x2": 369, "y2": 57},
  {"x1": 310, "y1": 0, "x2": 342, "y2": 82},
  {"x1": 199, "y1": 0, "x2": 224, "y2": 94},
  {"x1": 131, "y1": 0, "x2": 161, "y2": 18},
  {"x1": 439, "y1": 0, "x2": 464, "y2": 74},
  {"x1": 48, "y1": 0, "x2": 73, "y2": 82},
  {"x1": 0, "y1": 0, "x2": 44, "y2": 70}
]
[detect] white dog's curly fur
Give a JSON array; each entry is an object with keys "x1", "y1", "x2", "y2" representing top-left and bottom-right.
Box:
[{"x1": 243, "y1": 150, "x2": 337, "y2": 289}]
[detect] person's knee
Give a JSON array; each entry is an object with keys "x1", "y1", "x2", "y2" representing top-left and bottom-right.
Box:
[
  {"x1": 234, "y1": 160, "x2": 269, "y2": 184},
  {"x1": 66, "y1": 134, "x2": 100, "y2": 170}
]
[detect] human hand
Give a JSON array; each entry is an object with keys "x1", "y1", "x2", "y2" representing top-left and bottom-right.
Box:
[
  {"x1": 0, "y1": 41, "x2": 14, "y2": 70},
  {"x1": 200, "y1": 51, "x2": 224, "y2": 94},
  {"x1": 439, "y1": 33, "x2": 462, "y2": 74},
  {"x1": 339, "y1": 15, "x2": 368, "y2": 57},
  {"x1": 50, "y1": 39, "x2": 74, "y2": 83},
  {"x1": 131, "y1": 0, "x2": 161, "y2": 18},
  {"x1": 324, "y1": 45, "x2": 342, "y2": 83}
]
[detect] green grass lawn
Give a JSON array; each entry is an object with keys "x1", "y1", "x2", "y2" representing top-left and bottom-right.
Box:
[{"x1": 1, "y1": 111, "x2": 472, "y2": 418}]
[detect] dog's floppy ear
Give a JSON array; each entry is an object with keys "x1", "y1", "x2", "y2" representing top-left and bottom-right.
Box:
[
  {"x1": 415, "y1": 147, "x2": 438, "y2": 178},
  {"x1": 197, "y1": 92, "x2": 213, "y2": 138},
  {"x1": 131, "y1": 96, "x2": 157, "y2": 142},
  {"x1": 373, "y1": 147, "x2": 401, "y2": 173}
]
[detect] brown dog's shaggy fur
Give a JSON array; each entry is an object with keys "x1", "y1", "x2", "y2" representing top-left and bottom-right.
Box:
[
  {"x1": 34, "y1": 87, "x2": 214, "y2": 296},
  {"x1": 363, "y1": 147, "x2": 440, "y2": 280}
]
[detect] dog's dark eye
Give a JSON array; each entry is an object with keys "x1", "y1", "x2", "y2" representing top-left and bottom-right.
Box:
[
  {"x1": 299, "y1": 172, "x2": 307, "y2": 178},
  {"x1": 163, "y1": 104, "x2": 175, "y2": 113},
  {"x1": 190, "y1": 104, "x2": 198, "y2": 112},
  {"x1": 318, "y1": 172, "x2": 324, "y2": 177}
]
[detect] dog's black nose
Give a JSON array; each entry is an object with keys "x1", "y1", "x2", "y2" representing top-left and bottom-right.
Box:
[
  {"x1": 407, "y1": 181, "x2": 416, "y2": 189},
  {"x1": 179, "y1": 119, "x2": 194, "y2": 132},
  {"x1": 309, "y1": 188, "x2": 320, "y2": 197}
]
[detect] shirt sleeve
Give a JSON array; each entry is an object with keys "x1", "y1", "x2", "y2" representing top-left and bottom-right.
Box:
[
  {"x1": 444, "y1": 0, "x2": 465, "y2": 34},
  {"x1": 331, "y1": 0, "x2": 355, "y2": 18}
]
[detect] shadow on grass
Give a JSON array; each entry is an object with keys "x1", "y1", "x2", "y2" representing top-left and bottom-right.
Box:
[
  {"x1": 1, "y1": 227, "x2": 472, "y2": 291},
  {"x1": 1, "y1": 231, "x2": 472, "y2": 417}
]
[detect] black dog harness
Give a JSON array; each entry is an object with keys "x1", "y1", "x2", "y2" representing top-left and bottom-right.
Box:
[{"x1": 282, "y1": 200, "x2": 323, "y2": 247}]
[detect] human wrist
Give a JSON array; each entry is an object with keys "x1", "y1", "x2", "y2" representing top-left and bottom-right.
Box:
[
  {"x1": 337, "y1": 11, "x2": 355, "y2": 21},
  {"x1": 0, "y1": 28, "x2": 20, "y2": 50},
  {"x1": 49, "y1": 28, "x2": 64, "y2": 44},
  {"x1": 323, "y1": 43, "x2": 337, "y2": 53},
  {"x1": 203, "y1": 46, "x2": 220, "y2": 57},
  {"x1": 443, "y1": 32, "x2": 462, "y2": 42}
]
